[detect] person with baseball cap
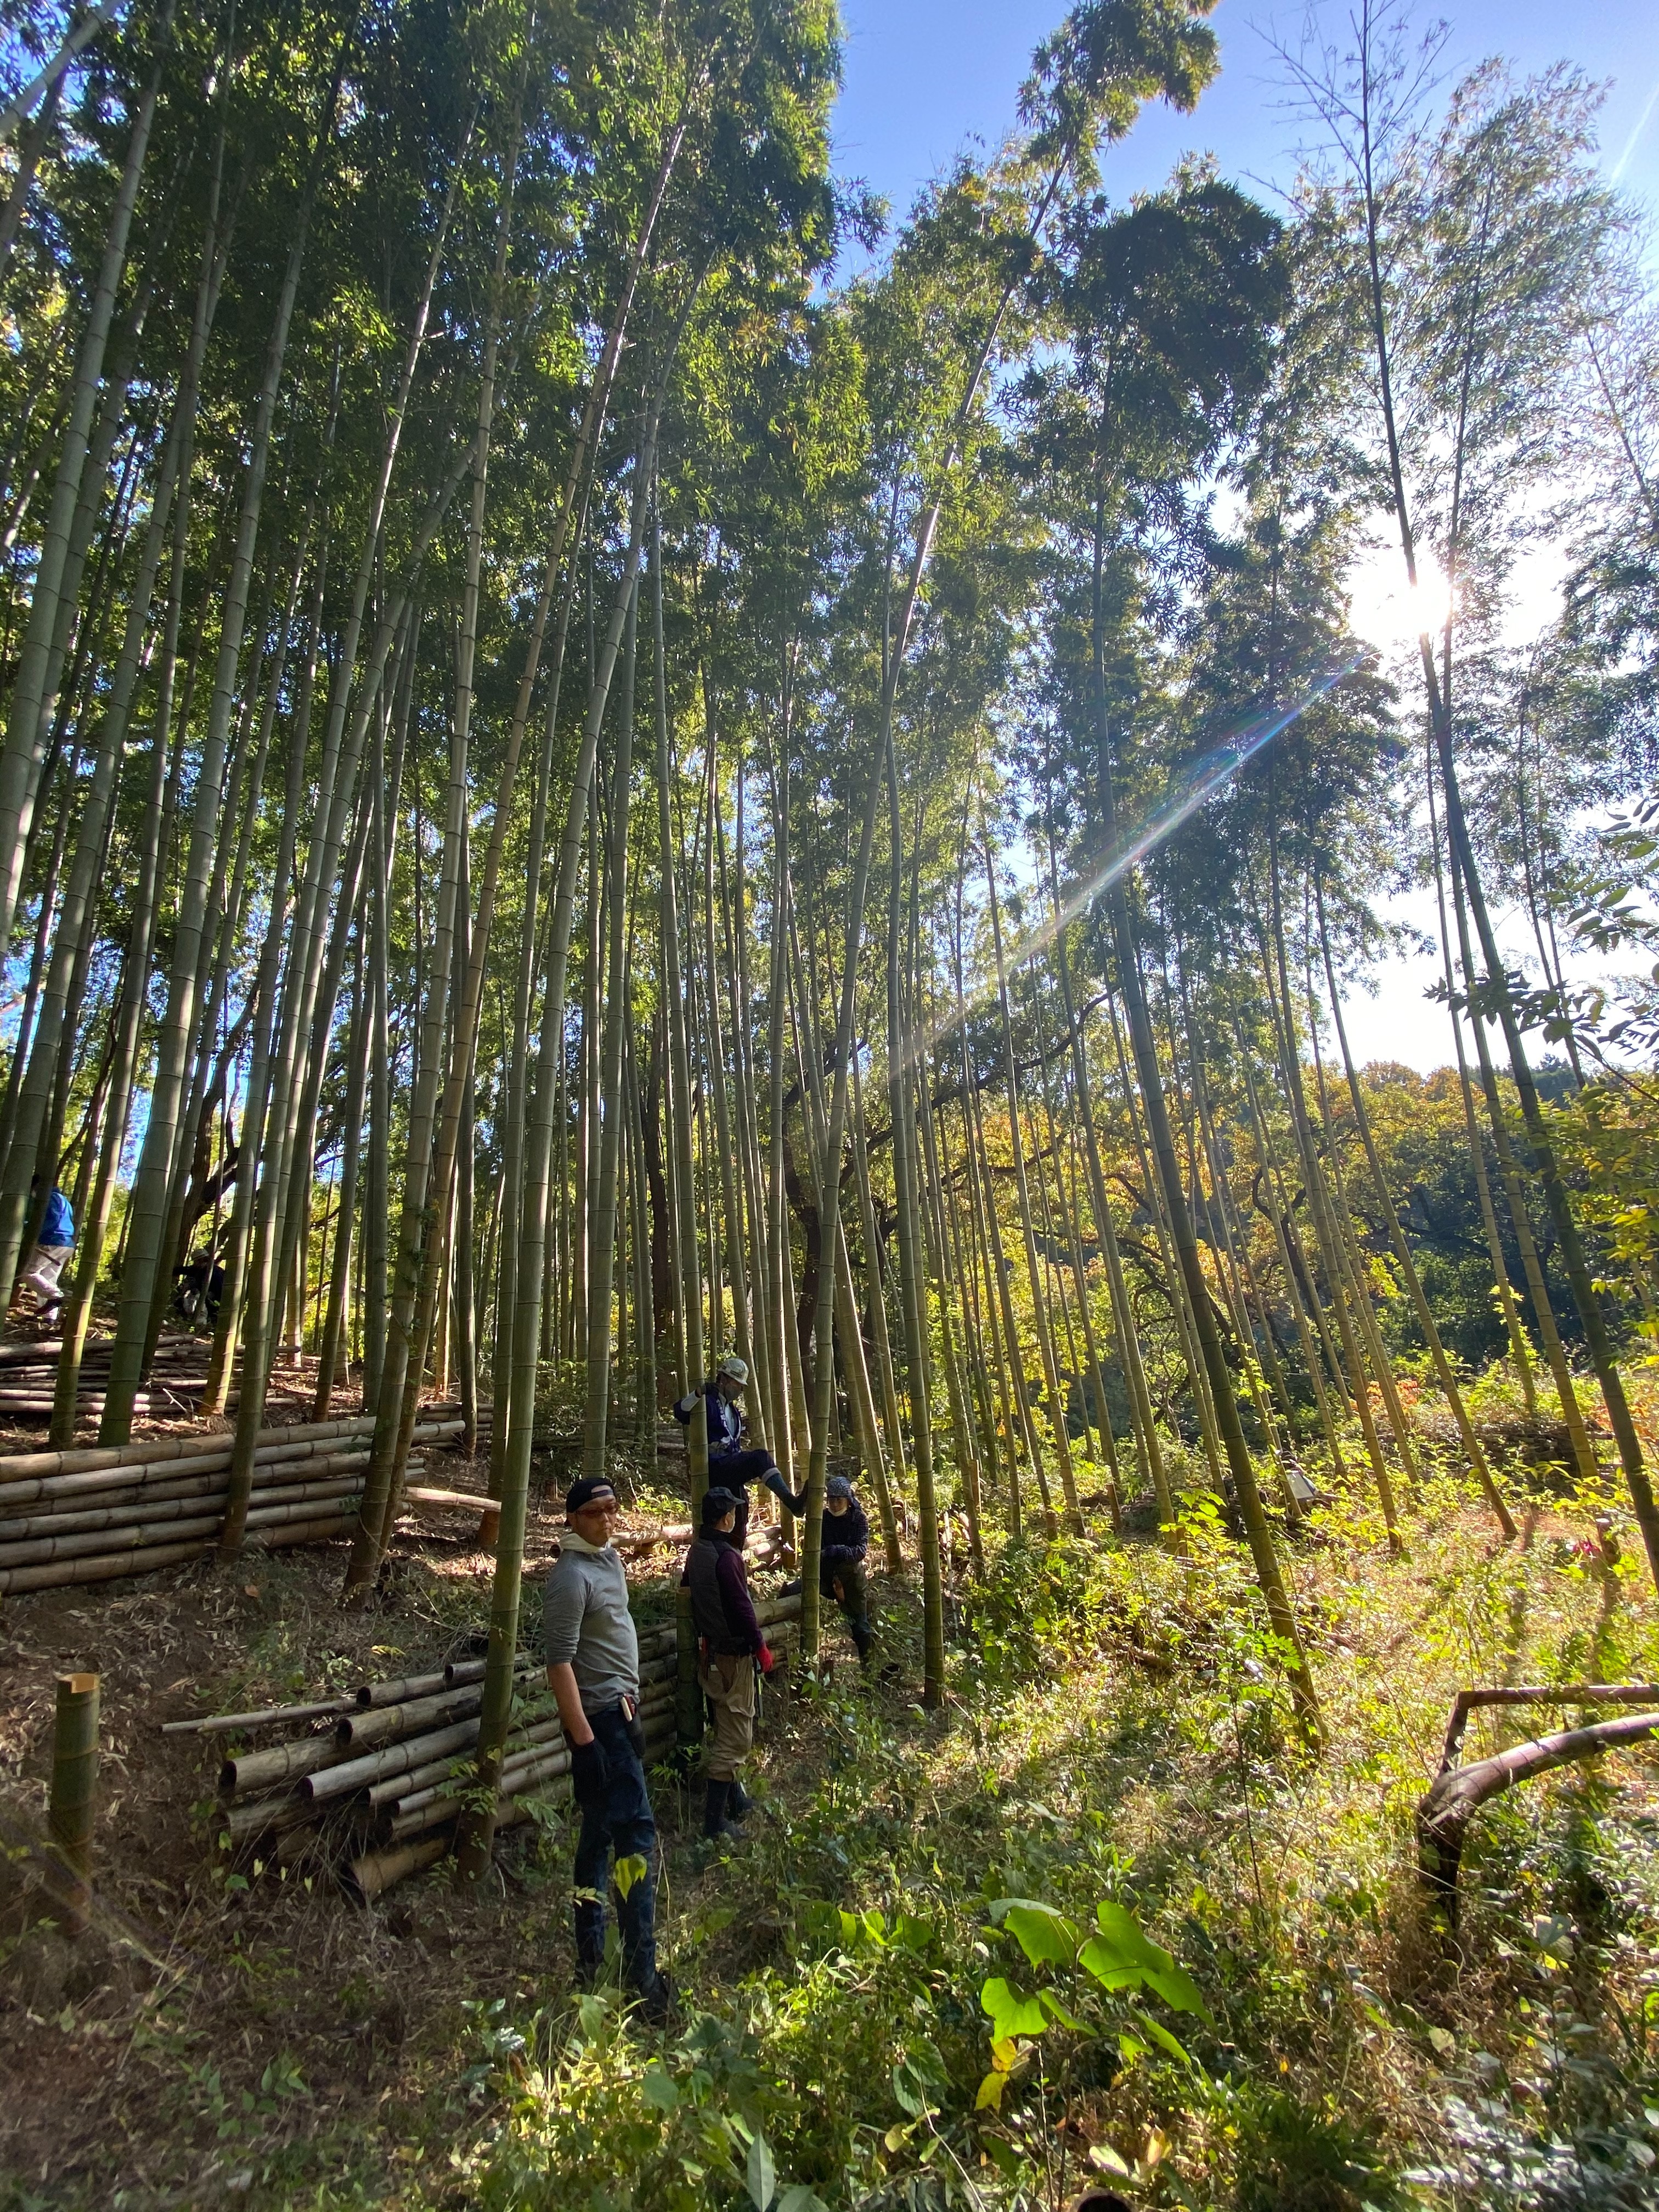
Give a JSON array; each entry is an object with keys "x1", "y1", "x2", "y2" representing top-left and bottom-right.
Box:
[
  {"x1": 681, "y1": 1485, "x2": 775, "y2": 1841},
  {"x1": 543, "y1": 1472, "x2": 671, "y2": 2019},
  {"x1": 673, "y1": 1351, "x2": 804, "y2": 1544}
]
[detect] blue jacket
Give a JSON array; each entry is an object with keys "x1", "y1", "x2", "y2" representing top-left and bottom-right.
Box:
[
  {"x1": 40, "y1": 1189, "x2": 74, "y2": 1247},
  {"x1": 673, "y1": 1381, "x2": 744, "y2": 1455}
]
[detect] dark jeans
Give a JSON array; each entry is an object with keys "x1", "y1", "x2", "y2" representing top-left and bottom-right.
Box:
[
  {"x1": 572, "y1": 1703, "x2": 659, "y2": 1994},
  {"x1": 710, "y1": 1450, "x2": 805, "y2": 1543},
  {"x1": 823, "y1": 1555, "x2": 871, "y2": 1654}
]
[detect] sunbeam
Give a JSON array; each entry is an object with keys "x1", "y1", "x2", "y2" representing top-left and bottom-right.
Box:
[{"x1": 897, "y1": 648, "x2": 1367, "y2": 1076}]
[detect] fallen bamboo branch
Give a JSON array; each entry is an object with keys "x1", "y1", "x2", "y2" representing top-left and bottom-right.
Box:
[
  {"x1": 1436, "y1": 1681, "x2": 1659, "y2": 1773},
  {"x1": 1418, "y1": 1700, "x2": 1659, "y2": 1923}
]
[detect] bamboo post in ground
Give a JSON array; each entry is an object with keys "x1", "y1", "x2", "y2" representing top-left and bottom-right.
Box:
[{"x1": 47, "y1": 1671, "x2": 98, "y2": 1937}]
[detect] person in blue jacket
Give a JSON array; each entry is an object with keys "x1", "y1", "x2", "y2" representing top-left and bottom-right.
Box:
[
  {"x1": 672, "y1": 1353, "x2": 803, "y2": 1545},
  {"x1": 19, "y1": 1187, "x2": 75, "y2": 1317}
]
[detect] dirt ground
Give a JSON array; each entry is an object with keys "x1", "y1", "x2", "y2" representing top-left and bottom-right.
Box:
[{"x1": 0, "y1": 1418, "x2": 787, "y2": 2210}]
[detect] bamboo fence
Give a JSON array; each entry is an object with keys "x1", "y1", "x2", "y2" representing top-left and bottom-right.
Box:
[
  {"x1": 171, "y1": 1590, "x2": 802, "y2": 1899},
  {"x1": 0, "y1": 1410, "x2": 466, "y2": 1592}
]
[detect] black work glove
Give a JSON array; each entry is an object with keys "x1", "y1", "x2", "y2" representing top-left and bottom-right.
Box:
[{"x1": 570, "y1": 1736, "x2": 610, "y2": 1809}]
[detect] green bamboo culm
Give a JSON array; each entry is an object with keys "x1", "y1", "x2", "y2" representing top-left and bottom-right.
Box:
[{"x1": 47, "y1": 1671, "x2": 99, "y2": 1939}]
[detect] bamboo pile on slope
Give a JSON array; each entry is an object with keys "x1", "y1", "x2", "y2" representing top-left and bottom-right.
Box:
[
  {"x1": 179, "y1": 1591, "x2": 802, "y2": 1901},
  {"x1": 0, "y1": 1334, "x2": 252, "y2": 1418},
  {"x1": 0, "y1": 1412, "x2": 464, "y2": 1593}
]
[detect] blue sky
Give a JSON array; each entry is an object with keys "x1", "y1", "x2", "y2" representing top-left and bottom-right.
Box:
[
  {"x1": 831, "y1": 0, "x2": 1659, "y2": 243},
  {"x1": 829, "y1": 0, "x2": 1658, "y2": 1070}
]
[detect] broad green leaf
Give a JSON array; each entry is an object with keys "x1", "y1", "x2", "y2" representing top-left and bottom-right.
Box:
[
  {"x1": 1143, "y1": 1962, "x2": 1209, "y2": 2017},
  {"x1": 614, "y1": 1853, "x2": 648, "y2": 1901},
  {"x1": 1001, "y1": 1901, "x2": 1080, "y2": 1969},
  {"x1": 778, "y1": 2190, "x2": 832, "y2": 2212},
  {"x1": 642, "y1": 2068, "x2": 680, "y2": 2111},
  {"x1": 980, "y1": 1977, "x2": 1048, "y2": 2039},
  {"x1": 1037, "y1": 1988, "x2": 1090, "y2": 2033},
  {"x1": 747, "y1": 2130, "x2": 776, "y2": 2212},
  {"x1": 1128, "y1": 2008, "x2": 1196, "y2": 2069},
  {"x1": 1079, "y1": 1935, "x2": 1143, "y2": 1991},
  {"x1": 1084, "y1": 1901, "x2": 1209, "y2": 2017}
]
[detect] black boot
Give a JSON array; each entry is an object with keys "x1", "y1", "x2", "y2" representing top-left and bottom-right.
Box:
[
  {"x1": 726, "y1": 1776, "x2": 751, "y2": 1821},
  {"x1": 573, "y1": 1901, "x2": 605, "y2": 1990},
  {"x1": 703, "y1": 1779, "x2": 735, "y2": 1841},
  {"x1": 850, "y1": 1619, "x2": 873, "y2": 1666}
]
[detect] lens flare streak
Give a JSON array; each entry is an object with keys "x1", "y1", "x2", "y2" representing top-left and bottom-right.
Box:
[{"x1": 902, "y1": 651, "x2": 1365, "y2": 1075}]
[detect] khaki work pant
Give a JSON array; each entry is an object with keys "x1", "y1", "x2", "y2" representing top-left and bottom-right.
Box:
[{"x1": 698, "y1": 1650, "x2": 755, "y2": 1782}]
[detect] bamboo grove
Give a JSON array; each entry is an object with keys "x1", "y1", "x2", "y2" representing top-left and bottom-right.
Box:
[{"x1": 2, "y1": 0, "x2": 1657, "y2": 1830}]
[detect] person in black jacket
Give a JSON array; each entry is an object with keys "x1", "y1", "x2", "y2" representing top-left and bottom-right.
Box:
[
  {"x1": 673, "y1": 1352, "x2": 804, "y2": 1545},
  {"x1": 820, "y1": 1475, "x2": 872, "y2": 1663},
  {"x1": 681, "y1": 1487, "x2": 775, "y2": 1840},
  {"x1": 782, "y1": 1472, "x2": 873, "y2": 1664}
]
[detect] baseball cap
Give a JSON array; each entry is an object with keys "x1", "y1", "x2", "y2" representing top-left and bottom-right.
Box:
[{"x1": 565, "y1": 1474, "x2": 619, "y2": 1515}]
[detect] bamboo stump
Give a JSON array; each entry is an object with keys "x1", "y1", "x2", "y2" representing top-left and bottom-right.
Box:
[{"x1": 47, "y1": 1671, "x2": 99, "y2": 1937}]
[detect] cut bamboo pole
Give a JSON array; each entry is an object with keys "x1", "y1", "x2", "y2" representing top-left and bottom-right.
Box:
[
  {"x1": 332, "y1": 1683, "x2": 485, "y2": 1750},
  {"x1": 0, "y1": 1434, "x2": 444, "y2": 1511},
  {"x1": 217, "y1": 1790, "x2": 324, "y2": 1845},
  {"x1": 345, "y1": 1831, "x2": 450, "y2": 1903},
  {"x1": 370, "y1": 1714, "x2": 567, "y2": 1808},
  {"x1": 47, "y1": 1671, "x2": 98, "y2": 1937},
  {"x1": 0, "y1": 1481, "x2": 364, "y2": 1558},
  {"x1": 0, "y1": 1412, "x2": 460, "y2": 1487},
  {"x1": 0, "y1": 1513, "x2": 359, "y2": 1595},
  {"x1": 0, "y1": 1475, "x2": 359, "y2": 1544},
  {"x1": 165, "y1": 1695, "x2": 354, "y2": 1736},
  {"x1": 300, "y1": 1716, "x2": 489, "y2": 1804}
]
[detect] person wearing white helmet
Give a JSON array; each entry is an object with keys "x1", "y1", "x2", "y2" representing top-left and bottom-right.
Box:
[{"x1": 673, "y1": 1352, "x2": 804, "y2": 1547}]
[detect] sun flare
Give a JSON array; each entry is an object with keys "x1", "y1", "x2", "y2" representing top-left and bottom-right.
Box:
[{"x1": 1345, "y1": 543, "x2": 1455, "y2": 650}]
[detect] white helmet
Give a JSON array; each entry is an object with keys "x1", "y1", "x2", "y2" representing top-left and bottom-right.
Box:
[{"x1": 716, "y1": 1353, "x2": 749, "y2": 1387}]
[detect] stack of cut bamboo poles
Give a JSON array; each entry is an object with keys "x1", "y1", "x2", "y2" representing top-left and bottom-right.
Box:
[
  {"x1": 0, "y1": 1412, "x2": 464, "y2": 1593},
  {"x1": 180, "y1": 1588, "x2": 803, "y2": 1900},
  {"x1": 0, "y1": 1334, "x2": 255, "y2": 1419}
]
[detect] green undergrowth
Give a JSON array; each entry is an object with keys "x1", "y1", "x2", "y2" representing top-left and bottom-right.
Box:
[
  {"x1": 454, "y1": 1476, "x2": 1659, "y2": 2211},
  {"x1": 10, "y1": 1462, "x2": 1659, "y2": 2211}
]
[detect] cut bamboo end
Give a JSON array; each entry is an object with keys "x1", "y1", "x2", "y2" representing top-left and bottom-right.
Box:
[{"x1": 345, "y1": 1831, "x2": 450, "y2": 1904}]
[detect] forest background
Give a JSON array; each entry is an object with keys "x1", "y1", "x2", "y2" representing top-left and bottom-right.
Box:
[{"x1": 2, "y1": 0, "x2": 1659, "y2": 2202}]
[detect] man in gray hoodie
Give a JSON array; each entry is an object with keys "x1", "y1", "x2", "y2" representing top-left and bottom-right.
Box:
[{"x1": 544, "y1": 1472, "x2": 671, "y2": 2019}]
